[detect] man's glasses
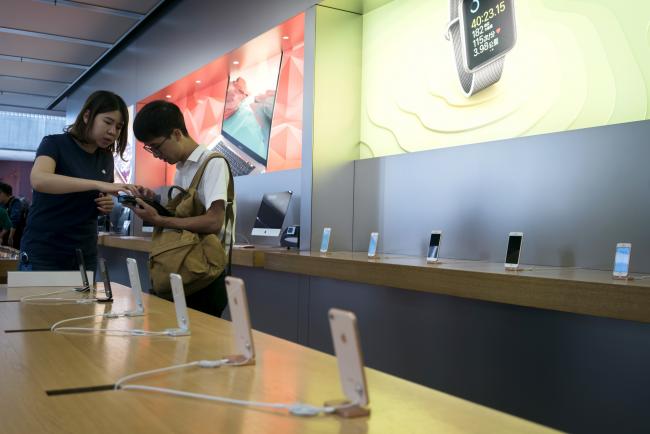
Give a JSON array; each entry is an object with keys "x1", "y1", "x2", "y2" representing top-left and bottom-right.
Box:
[{"x1": 143, "y1": 136, "x2": 169, "y2": 155}]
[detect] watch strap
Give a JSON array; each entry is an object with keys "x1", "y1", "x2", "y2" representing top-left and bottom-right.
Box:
[{"x1": 449, "y1": 1, "x2": 505, "y2": 96}]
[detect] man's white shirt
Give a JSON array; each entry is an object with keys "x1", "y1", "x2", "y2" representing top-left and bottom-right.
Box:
[{"x1": 173, "y1": 145, "x2": 235, "y2": 250}]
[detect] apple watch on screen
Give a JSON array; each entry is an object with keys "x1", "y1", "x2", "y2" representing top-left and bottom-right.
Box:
[{"x1": 446, "y1": 0, "x2": 517, "y2": 96}]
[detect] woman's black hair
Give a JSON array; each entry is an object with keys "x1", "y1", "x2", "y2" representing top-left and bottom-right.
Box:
[{"x1": 65, "y1": 90, "x2": 129, "y2": 159}]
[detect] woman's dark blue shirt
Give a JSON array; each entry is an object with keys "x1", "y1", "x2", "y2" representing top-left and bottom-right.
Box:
[{"x1": 21, "y1": 133, "x2": 114, "y2": 266}]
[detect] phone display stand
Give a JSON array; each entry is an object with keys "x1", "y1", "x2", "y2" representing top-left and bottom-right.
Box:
[
  {"x1": 323, "y1": 399, "x2": 370, "y2": 418},
  {"x1": 223, "y1": 354, "x2": 255, "y2": 366},
  {"x1": 612, "y1": 275, "x2": 634, "y2": 281}
]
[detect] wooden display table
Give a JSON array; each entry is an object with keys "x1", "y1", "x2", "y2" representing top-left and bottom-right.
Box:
[{"x1": 0, "y1": 283, "x2": 556, "y2": 434}]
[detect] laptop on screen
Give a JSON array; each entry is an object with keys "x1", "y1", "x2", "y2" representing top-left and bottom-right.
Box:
[{"x1": 212, "y1": 52, "x2": 283, "y2": 177}]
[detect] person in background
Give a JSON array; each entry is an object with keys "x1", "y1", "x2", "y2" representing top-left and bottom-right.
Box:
[
  {"x1": 19, "y1": 90, "x2": 139, "y2": 272},
  {"x1": 0, "y1": 182, "x2": 26, "y2": 248},
  {"x1": 0, "y1": 207, "x2": 11, "y2": 246}
]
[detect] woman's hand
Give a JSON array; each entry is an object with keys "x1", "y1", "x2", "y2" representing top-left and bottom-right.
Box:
[
  {"x1": 96, "y1": 181, "x2": 140, "y2": 196},
  {"x1": 95, "y1": 193, "x2": 114, "y2": 214}
]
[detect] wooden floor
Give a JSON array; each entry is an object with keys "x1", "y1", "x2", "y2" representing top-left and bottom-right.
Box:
[{"x1": 0, "y1": 283, "x2": 557, "y2": 434}]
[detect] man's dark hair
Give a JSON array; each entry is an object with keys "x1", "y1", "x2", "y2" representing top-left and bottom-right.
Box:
[
  {"x1": 133, "y1": 100, "x2": 189, "y2": 143},
  {"x1": 0, "y1": 182, "x2": 12, "y2": 196}
]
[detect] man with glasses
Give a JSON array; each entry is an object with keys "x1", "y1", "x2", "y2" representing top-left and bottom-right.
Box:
[{"x1": 131, "y1": 100, "x2": 235, "y2": 317}]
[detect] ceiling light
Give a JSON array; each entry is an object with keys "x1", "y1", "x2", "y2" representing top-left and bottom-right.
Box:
[
  {"x1": 195, "y1": 80, "x2": 201, "y2": 84},
  {"x1": 165, "y1": 94, "x2": 172, "y2": 98},
  {"x1": 282, "y1": 36, "x2": 289, "y2": 40},
  {"x1": 232, "y1": 60, "x2": 240, "y2": 65}
]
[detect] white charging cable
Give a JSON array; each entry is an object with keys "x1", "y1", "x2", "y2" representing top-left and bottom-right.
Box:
[
  {"x1": 53, "y1": 326, "x2": 171, "y2": 336},
  {"x1": 114, "y1": 359, "x2": 353, "y2": 416},
  {"x1": 49, "y1": 311, "x2": 175, "y2": 336},
  {"x1": 118, "y1": 384, "x2": 338, "y2": 416},
  {"x1": 49, "y1": 308, "x2": 147, "y2": 333},
  {"x1": 50, "y1": 313, "x2": 115, "y2": 331},
  {"x1": 114, "y1": 359, "x2": 230, "y2": 390},
  {"x1": 20, "y1": 289, "x2": 94, "y2": 304}
]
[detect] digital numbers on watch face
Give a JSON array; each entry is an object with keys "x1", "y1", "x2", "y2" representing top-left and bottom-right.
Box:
[{"x1": 461, "y1": 0, "x2": 516, "y2": 71}]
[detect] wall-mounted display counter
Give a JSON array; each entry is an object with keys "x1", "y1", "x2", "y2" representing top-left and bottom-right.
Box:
[{"x1": 97, "y1": 234, "x2": 650, "y2": 323}]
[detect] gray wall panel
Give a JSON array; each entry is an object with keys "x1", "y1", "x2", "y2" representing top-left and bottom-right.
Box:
[
  {"x1": 354, "y1": 120, "x2": 650, "y2": 272},
  {"x1": 230, "y1": 266, "x2": 303, "y2": 342},
  {"x1": 299, "y1": 6, "x2": 316, "y2": 250},
  {"x1": 309, "y1": 6, "x2": 362, "y2": 252}
]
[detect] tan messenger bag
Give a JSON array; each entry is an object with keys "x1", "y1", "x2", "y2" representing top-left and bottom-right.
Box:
[{"x1": 148, "y1": 153, "x2": 234, "y2": 299}]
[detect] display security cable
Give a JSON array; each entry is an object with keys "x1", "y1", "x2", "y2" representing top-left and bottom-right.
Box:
[
  {"x1": 20, "y1": 289, "x2": 96, "y2": 304},
  {"x1": 53, "y1": 326, "x2": 171, "y2": 336},
  {"x1": 50, "y1": 310, "x2": 141, "y2": 331},
  {"x1": 50, "y1": 312, "x2": 179, "y2": 337},
  {"x1": 114, "y1": 358, "x2": 351, "y2": 416},
  {"x1": 114, "y1": 359, "x2": 232, "y2": 390}
]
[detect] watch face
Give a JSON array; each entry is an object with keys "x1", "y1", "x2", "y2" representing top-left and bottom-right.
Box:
[{"x1": 460, "y1": 0, "x2": 516, "y2": 72}]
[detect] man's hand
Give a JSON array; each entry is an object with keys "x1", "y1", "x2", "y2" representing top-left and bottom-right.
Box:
[
  {"x1": 95, "y1": 193, "x2": 114, "y2": 214},
  {"x1": 129, "y1": 198, "x2": 162, "y2": 225},
  {"x1": 133, "y1": 185, "x2": 157, "y2": 200}
]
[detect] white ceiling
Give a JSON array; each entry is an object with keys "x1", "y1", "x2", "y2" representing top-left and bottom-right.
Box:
[{"x1": 0, "y1": 0, "x2": 166, "y2": 116}]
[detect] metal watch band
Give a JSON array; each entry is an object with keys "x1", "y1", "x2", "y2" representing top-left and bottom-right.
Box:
[{"x1": 448, "y1": 0, "x2": 505, "y2": 96}]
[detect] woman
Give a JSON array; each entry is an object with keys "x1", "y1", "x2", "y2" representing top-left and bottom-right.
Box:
[{"x1": 20, "y1": 90, "x2": 139, "y2": 272}]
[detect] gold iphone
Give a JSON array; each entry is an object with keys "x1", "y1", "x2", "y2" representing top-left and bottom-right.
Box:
[{"x1": 328, "y1": 308, "x2": 369, "y2": 407}]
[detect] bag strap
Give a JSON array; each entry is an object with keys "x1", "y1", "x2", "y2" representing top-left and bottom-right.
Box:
[
  {"x1": 188, "y1": 152, "x2": 222, "y2": 190},
  {"x1": 166, "y1": 185, "x2": 187, "y2": 202},
  {"x1": 218, "y1": 155, "x2": 235, "y2": 276},
  {"x1": 193, "y1": 151, "x2": 236, "y2": 275},
  {"x1": 225, "y1": 182, "x2": 234, "y2": 276}
]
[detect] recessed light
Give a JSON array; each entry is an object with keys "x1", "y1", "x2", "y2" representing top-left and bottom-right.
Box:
[
  {"x1": 165, "y1": 94, "x2": 172, "y2": 98},
  {"x1": 282, "y1": 36, "x2": 289, "y2": 40},
  {"x1": 195, "y1": 80, "x2": 201, "y2": 84},
  {"x1": 232, "y1": 60, "x2": 240, "y2": 65}
]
